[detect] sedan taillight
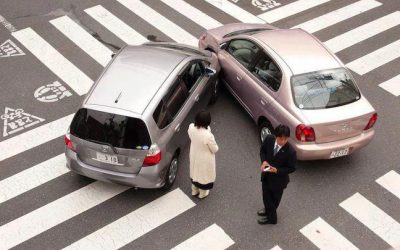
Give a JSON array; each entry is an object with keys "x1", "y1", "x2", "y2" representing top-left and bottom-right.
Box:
[
  {"x1": 64, "y1": 133, "x2": 76, "y2": 152},
  {"x1": 364, "y1": 113, "x2": 378, "y2": 130},
  {"x1": 143, "y1": 144, "x2": 161, "y2": 166},
  {"x1": 296, "y1": 124, "x2": 316, "y2": 142}
]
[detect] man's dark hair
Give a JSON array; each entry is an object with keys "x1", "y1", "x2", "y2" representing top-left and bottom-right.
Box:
[
  {"x1": 195, "y1": 111, "x2": 211, "y2": 129},
  {"x1": 275, "y1": 124, "x2": 290, "y2": 137}
]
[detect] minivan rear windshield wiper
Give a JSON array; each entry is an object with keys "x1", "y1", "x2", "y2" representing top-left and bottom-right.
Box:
[{"x1": 86, "y1": 139, "x2": 119, "y2": 154}]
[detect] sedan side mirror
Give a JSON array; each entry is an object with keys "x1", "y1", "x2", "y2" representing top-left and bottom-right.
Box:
[
  {"x1": 219, "y1": 42, "x2": 228, "y2": 50},
  {"x1": 205, "y1": 67, "x2": 217, "y2": 77}
]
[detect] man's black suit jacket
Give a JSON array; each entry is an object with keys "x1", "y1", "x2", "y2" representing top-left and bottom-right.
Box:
[{"x1": 260, "y1": 134, "x2": 297, "y2": 190}]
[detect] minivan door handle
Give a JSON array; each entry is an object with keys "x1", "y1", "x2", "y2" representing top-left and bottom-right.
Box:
[
  {"x1": 261, "y1": 100, "x2": 266, "y2": 106},
  {"x1": 236, "y1": 75, "x2": 242, "y2": 81},
  {"x1": 175, "y1": 124, "x2": 181, "y2": 132},
  {"x1": 194, "y1": 95, "x2": 200, "y2": 102}
]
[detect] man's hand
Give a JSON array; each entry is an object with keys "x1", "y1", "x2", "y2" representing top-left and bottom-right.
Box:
[
  {"x1": 268, "y1": 166, "x2": 278, "y2": 173},
  {"x1": 260, "y1": 161, "x2": 268, "y2": 171}
]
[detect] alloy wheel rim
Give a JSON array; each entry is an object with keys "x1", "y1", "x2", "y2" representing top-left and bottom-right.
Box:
[
  {"x1": 168, "y1": 159, "x2": 178, "y2": 183},
  {"x1": 260, "y1": 127, "x2": 271, "y2": 142}
]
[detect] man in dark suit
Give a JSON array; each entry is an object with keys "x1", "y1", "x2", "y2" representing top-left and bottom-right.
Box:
[{"x1": 258, "y1": 124, "x2": 296, "y2": 225}]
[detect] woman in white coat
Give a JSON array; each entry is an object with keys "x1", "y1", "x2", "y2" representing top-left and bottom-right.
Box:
[{"x1": 188, "y1": 111, "x2": 219, "y2": 199}]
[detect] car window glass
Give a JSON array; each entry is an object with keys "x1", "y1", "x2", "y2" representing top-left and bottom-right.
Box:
[
  {"x1": 252, "y1": 53, "x2": 282, "y2": 91},
  {"x1": 227, "y1": 39, "x2": 260, "y2": 68},
  {"x1": 182, "y1": 62, "x2": 204, "y2": 92},
  {"x1": 153, "y1": 100, "x2": 170, "y2": 129}
]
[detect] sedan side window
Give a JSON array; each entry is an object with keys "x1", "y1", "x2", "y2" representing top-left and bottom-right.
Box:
[
  {"x1": 227, "y1": 39, "x2": 260, "y2": 68},
  {"x1": 252, "y1": 54, "x2": 282, "y2": 91},
  {"x1": 181, "y1": 62, "x2": 205, "y2": 92}
]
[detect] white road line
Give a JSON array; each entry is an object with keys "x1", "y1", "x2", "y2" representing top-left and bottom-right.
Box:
[
  {"x1": 0, "y1": 181, "x2": 129, "y2": 249},
  {"x1": 161, "y1": 0, "x2": 222, "y2": 30},
  {"x1": 64, "y1": 188, "x2": 195, "y2": 249},
  {"x1": 0, "y1": 154, "x2": 68, "y2": 204},
  {"x1": 376, "y1": 170, "x2": 400, "y2": 199},
  {"x1": 340, "y1": 193, "x2": 400, "y2": 248},
  {"x1": 171, "y1": 224, "x2": 234, "y2": 250},
  {"x1": 300, "y1": 217, "x2": 358, "y2": 250},
  {"x1": 204, "y1": 0, "x2": 264, "y2": 24},
  {"x1": 293, "y1": 0, "x2": 381, "y2": 33},
  {"x1": 50, "y1": 16, "x2": 113, "y2": 67},
  {"x1": 85, "y1": 5, "x2": 147, "y2": 45},
  {"x1": 346, "y1": 39, "x2": 400, "y2": 75},
  {"x1": 324, "y1": 11, "x2": 400, "y2": 53},
  {"x1": 117, "y1": 0, "x2": 198, "y2": 46},
  {"x1": 271, "y1": 246, "x2": 283, "y2": 250},
  {"x1": 12, "y1": 28, "x2": 93, "y2": 96},
  {"x1": 379, "y1": 75, "x2": 400, "y2": 96},
  {"x1": 0, "y1": 14, "x2": 17, "y2": 32},
  {"x1": 258, "y1": 0, "x2": 331, "y2": 23},
  {"x1": 0, "y1": 114, "x2": 73, "y2": 162}
]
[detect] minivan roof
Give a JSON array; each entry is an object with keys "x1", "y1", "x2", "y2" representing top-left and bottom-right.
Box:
[{"x1": 85, "y1": 46, "x2": 188, "y2": 114}]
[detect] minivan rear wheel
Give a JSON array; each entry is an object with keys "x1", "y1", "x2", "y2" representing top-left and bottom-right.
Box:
[
  {"x1": 259, "y1": 121, "x2": 274, "y2": 143},
  {"x1": 163, "y1": 155, "x2": 179, "y2": 189}
]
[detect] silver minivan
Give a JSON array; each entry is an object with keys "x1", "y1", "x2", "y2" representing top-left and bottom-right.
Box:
[{"x1": 64, "y1": 43, "x2": 219, "y2": 188}]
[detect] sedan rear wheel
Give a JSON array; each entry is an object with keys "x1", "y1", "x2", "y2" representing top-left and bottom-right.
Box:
[{"x1": 208, "y1": 78, "x2": 220, "y2": 105}]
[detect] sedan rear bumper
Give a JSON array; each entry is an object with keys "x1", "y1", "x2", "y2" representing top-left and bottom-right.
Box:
[{"x1": 292, "y1": 129, "x2": 375, "y2": 160}]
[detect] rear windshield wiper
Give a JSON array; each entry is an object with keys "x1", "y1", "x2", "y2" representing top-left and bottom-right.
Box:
[{"x1": 86, "y1": 139, "x2": 119, "y2": 154}]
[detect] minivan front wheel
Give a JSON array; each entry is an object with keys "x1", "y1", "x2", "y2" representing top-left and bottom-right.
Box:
[
  {"x1": 259, "y1": 121, "x2": 274, "y2": 143},
  {"x1": 163, "y1": 155, "x2": 179, "y2": 189}
]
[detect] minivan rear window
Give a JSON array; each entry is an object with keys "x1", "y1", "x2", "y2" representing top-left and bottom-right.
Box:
[
  {"x1": 70, "y1": 108, "x2": 151, "y2": 149},
  {"x1": 291, "y1": 68, "x2": 360, "y2": 110}
]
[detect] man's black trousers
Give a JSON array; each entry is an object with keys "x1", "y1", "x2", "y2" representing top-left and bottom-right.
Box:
[{"x1": 262, "y1": 181, "x2": 284, "y2": 223}]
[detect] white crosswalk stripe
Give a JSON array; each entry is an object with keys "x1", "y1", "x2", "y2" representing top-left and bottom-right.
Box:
[
  {"x1": 0, "y1": 181, "x2": 130, "y2": 249},
  {"x1": 171, "y1": 224, "x2": 234, "y2": 250},
  {"x1": 270, "y1": 245, "x2": 283, "y2": 250},
  {"x1": 346, "y1": 39, "x2": 400, "y2": 75},
  {"x1": 340, "y1": 193, "x2": 400, "y2": 248},
  {"x1": 85, "y1": 5, "x2": 148, "y2": 45},
  {"x1": 12, "y1": 28, "x2": 93, "y2": 95},
  {"x1": 0, "y1": 114, "x2": 73, "y2": 162},
  {"x1": 50, "y1": 16, "x2": 113, "y2": 67},
  {"x1": 64, "y1": 188, "x2": 195, "y2": 249},
  {"x1": 258, "y1": 0, "x2": 331, "y2": 23},
  {"x1": 300, "y1": 217, "x2": 358, "y2": 250},
  {"x1": 379, "y1": 75, "x2": 400, "y2": 96},
  {"x1": 293, "y1": 0, "x2": 382, "y2": 33},
  {"x1": 324, "y1": 11, "x2": 400, "y2": 53},
  {"x1": 204, "y1": 0, "x2": 264, "y2": 23},
  {"x1": 161, "y1": 0, "x2": 222, "y2": 30},
  {"x1": 117, "y1": 0, "x2": 198, "y2": 46},
  {"x1": 0, "y1": 154, "x2": 68, "y2": 204},
  {"x1": 376, "y1": 170, "x2": 400, "y2": 199}
]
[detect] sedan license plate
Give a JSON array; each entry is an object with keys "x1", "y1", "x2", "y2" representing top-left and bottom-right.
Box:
[
  {"x1": 96, "y1": 152, "x2": 119, "y2": 164},
  {"x1": 330, "y1": 148, "x2": 349, "y2": 158}
]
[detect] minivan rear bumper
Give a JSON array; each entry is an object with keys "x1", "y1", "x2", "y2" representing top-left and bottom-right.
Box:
[
  {"x1": 292, "y1": 129, "x2": 375, "y2": 160},
  {"x1": 65, "y1": 150, "x2": 166, "y2": 188}
]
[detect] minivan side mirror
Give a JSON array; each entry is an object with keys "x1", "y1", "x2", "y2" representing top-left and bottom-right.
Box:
[
  {"x1": 111, "y1": 53, "x2": 116, "y2": 58},
  {"x1": 219, "y1": 42, "x2": 228, "y2": 50},
  {"x1": 205, "y1": 67, "x2": 217, "y2": 77}
]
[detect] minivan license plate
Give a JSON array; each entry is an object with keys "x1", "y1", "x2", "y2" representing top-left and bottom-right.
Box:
[
  {"x1": 330, "y1": 148, "x2": 349, "y2": 158},
  {"x1": 96, "y1": 152, "x2": 119, "y2": 164}
]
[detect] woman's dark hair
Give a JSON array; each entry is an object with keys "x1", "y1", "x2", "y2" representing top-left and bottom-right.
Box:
[
  {"x1": 195, "y1": 111, "x2": 211, "y2": 129},
  {"x1": 275, "y1": 124, "x2": 290, "y2": 137}
]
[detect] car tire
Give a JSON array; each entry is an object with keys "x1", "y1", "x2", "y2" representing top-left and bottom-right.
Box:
[
  {"x1": 208, "y1": 78, "x2": 220, "y2": 105},
  {"x1": 163, "y1": 154, "x2": 179, "y2": 190},
  {"x1": 259, "y1": 120, "x2": 274, "y2": 143}
]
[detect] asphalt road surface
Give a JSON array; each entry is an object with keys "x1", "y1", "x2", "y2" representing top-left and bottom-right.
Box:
[{"x1": 0, "y1": 0, "x2": 399, "y2": 249}]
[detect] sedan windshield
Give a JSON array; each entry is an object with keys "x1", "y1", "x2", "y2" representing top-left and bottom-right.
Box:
[{"x1": 291, "y1": 68, "x2": 360, "y2": 110}]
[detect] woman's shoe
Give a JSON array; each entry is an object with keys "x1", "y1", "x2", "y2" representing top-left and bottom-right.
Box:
[
  {"x1": 191, "y1": 185, "x2": 199, "y2": 196},
  {"x1": 198, "y1": 190, "x2": 209, "y2": 199}
]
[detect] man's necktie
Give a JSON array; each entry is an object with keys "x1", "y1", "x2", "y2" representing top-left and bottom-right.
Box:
[{"x1": 274, "y1": 145, "x2": 279, "y2": 156}]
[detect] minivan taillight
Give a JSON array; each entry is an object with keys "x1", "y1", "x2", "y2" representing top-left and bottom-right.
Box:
[
  {"x1": 364, "y1": 113, "x2": 378, "y2": 130},
  {"x1": 64, "y1": 133, "x2": 76, "y2": 152},
  {"x1": 296, "y1": 124, "x2": 316, "y2": 142},
  {"x1": 143, "y1": 144, "x2": 161, "y2": 166}
]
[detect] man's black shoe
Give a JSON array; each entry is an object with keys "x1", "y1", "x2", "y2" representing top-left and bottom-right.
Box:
[
  {"x1": 257, "y1": 208, "x2": 267, "y2": 216},
  {"x1": 257, "y1": 217, "x2": 277, "y2": 225}
]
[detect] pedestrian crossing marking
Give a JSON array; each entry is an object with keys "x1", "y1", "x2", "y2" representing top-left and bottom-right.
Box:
[
  {"x1": 0, "y1": 113, "x2": 73, "y2": 161},
  {"x1": 1, "y1": 107, "x2": 44, "y2": 137},
  {"x1": 300, "y1": 217, "x2": 359, "y2": 250},
  {"x1": 0, "y1": 154, "x2": 68, "y2": 204},
  {"x1": 379, "y1": 75, "x2": 400, "y2": 97},
  {"x1": 293, "y1": 0, "x2": 382, "y2": 33},
  {"x1": 376, "y1": 170, "x2": 400, "y2": 199},
  {"x1": 64, "y1": 188, "x2": 195, "y2": 249},
  {"x1": 340, "y1": 193, "x2": 400, "y2": 248},
  {"x1": 258, "y1": 0, "x2": 331, "y2": 23},
  {"x1": 0, "y1": 39, "x2": 25, "y2": 57},
  {"x1": 324, "y1": 11, "x2": 400, "y2": 53},
  {"x1": 346, "y1": 39, "x2": 400, "y2": 75},
  {"x1": 116, "y1": 0, "x2": 198, "y2": 46},
  {"x1": 171, "y1": 224, "x2": 234, "y2": 250},
  {"x1": 204, "y1": 0, "x2": 265, "y2": 24},
  {"x1": 12, "y1": 28, "x2": 93, "y2": 96},
  {"x1": 270, "y1": 246, "x2": 282, "y2": 250},
  {"x1": 50, "y1": 15, "x2": 113, "y2": 67},
  {"x1": 85, "y1": 5, "x2": 148, "y2": 45},
  {"x1": 0, "y1": 181, "x2": 130, "y2": 249},
  {"x1": 161, "y1": 0, "x2": 223, "y2": 30}
]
